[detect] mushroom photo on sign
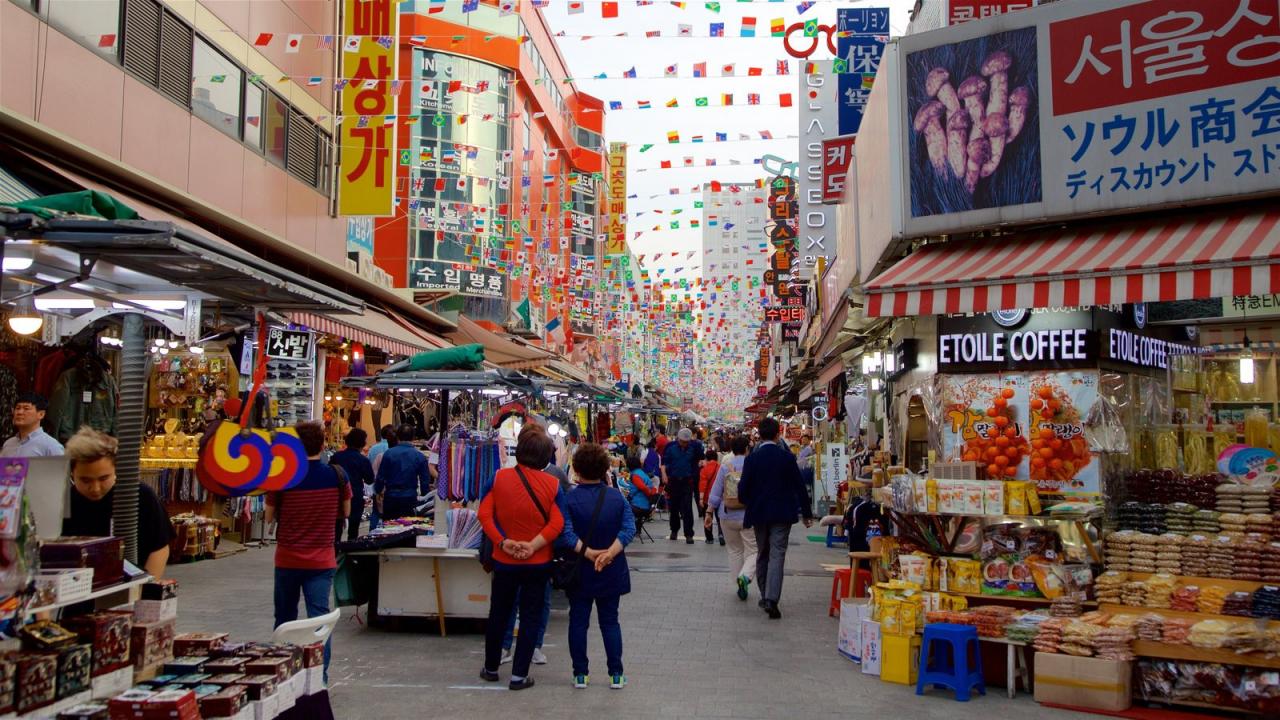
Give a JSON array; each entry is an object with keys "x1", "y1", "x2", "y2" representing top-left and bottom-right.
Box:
[{"x1": 907, "y1": 27, "x2": 1041, "y2": 218}]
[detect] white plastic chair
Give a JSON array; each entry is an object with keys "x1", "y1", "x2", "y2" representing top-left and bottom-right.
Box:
[{"x1": 272, "y1": 608, "x2": 340, "y2": 647}]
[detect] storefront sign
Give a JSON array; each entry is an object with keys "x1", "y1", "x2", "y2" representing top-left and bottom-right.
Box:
[
  {"x1": 606, "y1": 143, "x2": 627, "y2": 255},
  {"x1": 1224, "y1": 294, "x2": 1280, "y2": 319},
  {"x1": 409, "y1": 259, "x2": 506, "y2": 299},
  {"x1": 898, "y1": 0, "x2": 1280, "y2": 239},
  {"x1": 821, "y1": 136, "x2": 856, "y2": 204},
  {"x1": 836, "y1": 8, "x2": 889, "y2": 137},
  {"x1": 889, "y1": 338, "x2": 918, "y2": 381},
  {"x1": 768, "y1": 176, "x2": 800, "y2": 299},
  {"x1": 763, "y1": 306, "x2": 807, "y2": 324},
  {"x1": 338, "y1": 0, "x2": 397, "y2": 216},
  {"x1": 1106, "y1": 329, "x2": 1193, "y2": 371},
  {"x1": 946, "y1": 0, "x2": 1036, "y2": 26},
  {"x1": 345, "y1": 217, "x2": 375, "y2": 255},
  {"x1": 797, "y1": 60, "x2": 838, "y2": 277},
  {"x1": 940, "y1": 328, "x2": 1089, "y2": 365},
  {"x1": 264, "y1": 327, "x2": 314, "y2": 362}
]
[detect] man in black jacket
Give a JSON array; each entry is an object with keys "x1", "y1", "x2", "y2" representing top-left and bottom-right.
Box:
[{"x1": 739, "y1": 417, "x2": 814, "y2": 619}]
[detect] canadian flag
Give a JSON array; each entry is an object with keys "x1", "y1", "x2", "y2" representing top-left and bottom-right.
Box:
[{"x1": 285, "y1": 34, "x2": 302, "y2": 53}]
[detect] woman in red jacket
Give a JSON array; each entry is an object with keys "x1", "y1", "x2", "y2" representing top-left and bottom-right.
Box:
[
  {"x1": 698, "y1": 451, "x2": 724, "y2": 545},
  {"x1": 478, "y1": 427, "x2": 564, "y2": 690}
]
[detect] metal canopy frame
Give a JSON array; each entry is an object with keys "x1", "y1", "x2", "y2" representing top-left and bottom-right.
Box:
[{"x1": 340, "y1": 369, "x2": 542, "y2": 394}]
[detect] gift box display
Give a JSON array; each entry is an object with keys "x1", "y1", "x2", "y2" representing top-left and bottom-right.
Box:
[
  {"x1": 62, "y1": 612, "x2": 132, "y2": 676},
  {"x1": 39, "y1": 537, "x2": 125, "y2": 590},
  {"x1": 14, "y1": 651, "x2": 58, "y2": 713}
]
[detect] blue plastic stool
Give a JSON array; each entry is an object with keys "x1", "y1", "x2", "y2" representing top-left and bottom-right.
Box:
[
  {"x1": 825, "y1": 525, "x2": 846, "y2": 548},
  {"x1": 916, "y1": 624, "x2": 985, "y2": 701}
]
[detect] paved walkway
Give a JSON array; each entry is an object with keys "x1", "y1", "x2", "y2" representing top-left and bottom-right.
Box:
[{"x1": 167, "y1": 526, "x2": 1083, "y2": 719}]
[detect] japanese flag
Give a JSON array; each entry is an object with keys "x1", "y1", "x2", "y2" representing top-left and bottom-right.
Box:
[
  {"x1": 457, "y1": 178, "x2": 468, "y2": 191},
  {"x1": 678, "y1": 24, "x2": 692, "y2": 36},
  {"x1": 344, "y1": 36, "x2": 361, "y2": 53},
  {"x1": 568, "y1": 1, "x2": 584, "y2": 13},
  {"x1": 285, "y1": 34, "x2": 302, "y2": 53}
]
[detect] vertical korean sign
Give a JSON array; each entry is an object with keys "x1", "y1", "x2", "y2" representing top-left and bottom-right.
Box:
[
  {"x1": 836, "y1": 7, "x2": 889, "y2": 136},
  {"x1": 339, "y1": 0, "x2": 397, "y2": 216},
  {"x1": 900, "y1": 0, "x2": 1280, "y2": 238},
  {"x1": 606, "y1": 142, "x2": 628, "y2": 255}
]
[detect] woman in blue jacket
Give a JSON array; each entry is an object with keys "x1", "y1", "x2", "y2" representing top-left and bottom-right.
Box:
[{"x1": 557, "y1": 443, "x2": 635, "y2": 690}]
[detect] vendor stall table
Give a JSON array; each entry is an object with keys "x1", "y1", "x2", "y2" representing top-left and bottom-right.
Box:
[
  {"x1": 980, "y1": 636, "x2": 1032, "y2": 698},
  {"x1": 347, "y1": 547, "x2": 489, "y2": 636},
  {"x1": 21, "y1": 575, "x2": 152, "y2": 619}
]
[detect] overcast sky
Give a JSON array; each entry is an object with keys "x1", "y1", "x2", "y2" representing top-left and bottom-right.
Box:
[{"x1": 542, "y1": 0, "x2": 917, "y2": 282}]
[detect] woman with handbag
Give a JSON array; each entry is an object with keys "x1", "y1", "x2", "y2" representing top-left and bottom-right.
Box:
[
  {"x1": 557, "y1": 443, "x2": 635, "y2": 690},
  {"x1": 477, "y1": 427, "x2": 564, "y2": 690}
]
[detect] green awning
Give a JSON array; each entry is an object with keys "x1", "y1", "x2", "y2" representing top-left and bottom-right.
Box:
[{"x1": 11, "y1": 190, "x2": 138, "y2": 220}]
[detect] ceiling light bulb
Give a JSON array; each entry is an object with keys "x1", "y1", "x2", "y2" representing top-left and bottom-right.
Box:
[
  {"x1": 6, "y1": 297, "x2": 42, "y2": 336},
  {"x1": 2, "y1": 244, "x2": 33, "y2": 272}
]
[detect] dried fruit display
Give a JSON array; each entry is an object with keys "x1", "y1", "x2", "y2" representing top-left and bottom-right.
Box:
[
  {"x1": 1029, "y1": 380, "x2": 1092, "y2": 488},
  {"x1": 961, "y1": 386, "x2": 1030, "y2": 480}
]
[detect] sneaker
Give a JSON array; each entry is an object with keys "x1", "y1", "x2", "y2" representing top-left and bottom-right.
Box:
[
  {"x1": 480, "y1": 668, "x2": 500, "y2": 682},
  {"x1": 573, "y1": 674, "x2": 589, "y2": 689},
  {"x1": 509, "y1": 677, "x2": 536, "y2": 691},
  {"x1": 736, "y1": 576, "x2": 749, "y2": 601},
  {"x1": 610, "y1": 674, "x2": 627, "y2": 689},
  {"x1": 499, "y1": 649, "x2": 513, "y2": 665},
  {"x1": 532, "y1": 648, "x2": 547, "y2": 665}
]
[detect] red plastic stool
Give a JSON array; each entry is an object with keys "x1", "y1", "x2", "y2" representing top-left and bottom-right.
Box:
[
  {"x1": 852, "y1": 569, "x2": 873, "y2": 599},
  {"x1": 829, "y1": 568, "x2": 852, "y2": 617}
]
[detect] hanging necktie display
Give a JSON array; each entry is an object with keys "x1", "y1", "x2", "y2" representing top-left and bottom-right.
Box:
[{"x1": 437, "y1": 429, "x2": 503, "y2": 502}]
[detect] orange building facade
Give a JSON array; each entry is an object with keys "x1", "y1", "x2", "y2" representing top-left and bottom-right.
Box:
[{"x1": 374, "y1": 0, "x2": 605, "y2": 338}]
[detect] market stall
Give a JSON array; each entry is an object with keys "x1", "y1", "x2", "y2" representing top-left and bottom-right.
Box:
[{"x1": 337, "y1": 363, "x2": 544, "y2": 634}]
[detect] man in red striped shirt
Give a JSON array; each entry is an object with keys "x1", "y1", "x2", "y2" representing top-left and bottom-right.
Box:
[{"x1": 266, "y1": 421, "x2": 351, "y2": 679}]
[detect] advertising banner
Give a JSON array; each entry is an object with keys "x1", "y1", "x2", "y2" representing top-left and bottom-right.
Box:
[
  {"x1": 940, "y1": 370, "x2": 1099, "y2": 495},
  {"x1": 338, "y1": 0, "x2": 397, "y2": 216},
  {"x1": 836, "y1": 8, "x2": 890, "y2": 137},
  {"x1": 606, "y1": 142, "x2": 627, "y2": 254},
  {"x1": 898, "y1": 0, "x2": 1280, "y2": 239}
]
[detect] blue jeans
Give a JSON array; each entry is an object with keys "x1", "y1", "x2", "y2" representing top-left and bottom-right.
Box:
[
  {"x1": 274, "y1": 568, "x2": 336, "y2": 679},
  {"x1": 568, "y1": 594, "x2": 623, "y2": 677},
  {"x1": 503, "y1": 584, "x2": 552, "y2": 650}
]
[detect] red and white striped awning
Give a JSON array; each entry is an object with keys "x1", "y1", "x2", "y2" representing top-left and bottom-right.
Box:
[
  {"x1": 865, "y1": 205, "x2": 1280, "y2": 318},
  {"x1": 290, "y1": 309, "x2": 450, "y2": 358}
]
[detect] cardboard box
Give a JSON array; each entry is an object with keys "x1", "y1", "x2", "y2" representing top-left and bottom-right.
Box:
[
  {"x1": 880, "y1": 635, "x2": 921, "y2": 685},
  {"x1": 837, "y1": 599, "x2": 870, "y2": 663},
  {"x1": 860, "y1": 621, "x2": 881, "y2": 676},
  {"x1": 1033, "y1": 653, "x2": 1132, "y2": 712}
]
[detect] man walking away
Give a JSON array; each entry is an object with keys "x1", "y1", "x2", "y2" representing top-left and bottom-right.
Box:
[
  {"x1": 739, "y1": 418, "x2": 814, "y2": 619},
  {"x1": 661, "y1": 428, "x2": 703, "y2": 544},
  {"x1": 329, "y1": 428, "x2": 374, "y2": 542}
]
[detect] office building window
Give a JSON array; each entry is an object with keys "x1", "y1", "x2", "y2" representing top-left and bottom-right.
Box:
[
  {"x1": 191, "y1": 38, "x2": 242, "y2": 139},
  {"x1": 263, "y1": 92, "x2": 288, "y2": 166},
  {"x1": 42, "y1": 0, "x2": 121, "y2": 61},
  {"x1": 243, "y1": 80, "x2": 264, "y2": 149}
]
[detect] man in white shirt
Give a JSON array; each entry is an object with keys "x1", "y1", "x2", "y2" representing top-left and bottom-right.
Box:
[{"x1": 1, "y1": 393, "x2": 65, "y2": 458}]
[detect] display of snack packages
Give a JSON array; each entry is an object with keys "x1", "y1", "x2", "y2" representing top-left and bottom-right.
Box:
[
  {"x1": 1026, "y1": 555, "x2": 1071, "y2": 600},
  {"x1": 945, "y1": 558, "x2": 982, "y2": 594},
  {"x1": 937, "y1": 479, "x2": 963, "y2": 514},
  {"x1": 960, "y1": 480, "x2": 985, "y2": 515},
  {"x1": 1007, "y1": 482, "x2": 1029, "y2": 514},
  {"x1": 912, "y1": 476, "x2": 930, "y2": 514},
  {"x1": 984, "y1": 482, "x2": 1006, "y2": 516},
  {"x1": 898, "y1": 554, "x2": 931, "y2": 589}
]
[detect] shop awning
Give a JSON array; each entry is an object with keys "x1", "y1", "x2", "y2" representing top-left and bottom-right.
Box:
[
  {"x1": 3, "y1": 213, "x2": 361, "y2": 313},
  {"x1": 865, "y1": 202, "x2": 1280, "y2": 318},
  {"x1": 446, "y1": 315, "x2": 555, "y2": 370},
  {"x1": 289, "y1": 308, "x2": 450, "y2": 358},
  {"x1": 342, "y1": 368, "x2": 541, "y2": 393}
]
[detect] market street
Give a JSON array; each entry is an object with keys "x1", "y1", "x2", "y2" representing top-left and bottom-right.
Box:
[{"x1": 168, "y1": 528, "x2": 1076, "y2": 719}]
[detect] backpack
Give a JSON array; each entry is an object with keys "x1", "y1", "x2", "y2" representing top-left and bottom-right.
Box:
[{"x1": 722, "y1": 467, "x2": 745, "y2": 510}]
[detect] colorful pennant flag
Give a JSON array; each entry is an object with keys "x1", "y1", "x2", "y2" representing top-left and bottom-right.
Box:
[
  {"x1": 709, "y1": 22, "x2": 724, "y2": 37},
  {"x1": 664, "y1": 64, "x2": 678, "y2": 78},
  {"x1": 602, "y1": 1, "x2": 619, "y2": 17},
  {"x1": 722, "y1": 63, "x2": 735, "y2": 77},
  {"x1": 568, "y1": 1, "x2": 584, "y2": 13},
  {"x1": 667, "y1": 130, "x2": 680, "y2": 143},
  {"x1": 770, "y1": 18, "x2": 786, "y2": 36},
  {"x1": 692, "y1": 62, "x2": 707, "y2": 78},
  {"x1": 740, "y1": 17, "x2": 756, "y2": 37}
]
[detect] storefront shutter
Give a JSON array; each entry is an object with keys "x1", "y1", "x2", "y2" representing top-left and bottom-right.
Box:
[
  {"x1": 286, "y1": 110, "x2": 319, "y2": 188},
  {"x1": 157, "y1": 11, "x2": 192, "y2": 108},
  {"x1": 121, "y1": 0, "x2": 161, "y2": 87}
]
